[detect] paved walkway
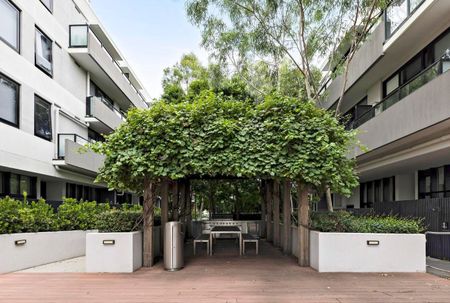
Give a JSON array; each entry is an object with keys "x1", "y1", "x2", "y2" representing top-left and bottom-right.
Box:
[
  {"x1": 1, "y1": 240, "x2": 450, "y2": 303},
  {"x1": 427, "y1": 257, "x2": 450, "y2": 279}
]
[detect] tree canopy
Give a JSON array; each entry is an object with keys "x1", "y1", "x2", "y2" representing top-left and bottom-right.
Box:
[{"x1": 92, "y1": 92, "x2": 358, "y2": 196}]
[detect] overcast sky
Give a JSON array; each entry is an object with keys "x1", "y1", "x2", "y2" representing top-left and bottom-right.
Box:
[{"x1": 90, "y1": 0, "x2": 208, "y2": 99}]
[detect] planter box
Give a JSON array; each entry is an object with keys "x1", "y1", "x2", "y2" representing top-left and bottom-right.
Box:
[
  {"x1": 310, "y1": 231, "x2": 426, "y2": 272},
  {"x1": 0, "y1": 230, "x2": 92, "y2": 274},
  {"x1": 86, "y1": 231, "x2": 142, "y2": 273}
]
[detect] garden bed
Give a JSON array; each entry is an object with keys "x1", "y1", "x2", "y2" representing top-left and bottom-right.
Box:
[{"x1": 0, "y1": 230, "x2": 94, "y2": 274}]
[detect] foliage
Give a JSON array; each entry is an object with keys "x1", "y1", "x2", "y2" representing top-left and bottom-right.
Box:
[
  {"x1": 96, "y1": 210, "x2": 143, "y2": 233},
  {"x1": 57, "y1": 198, "x2": 110, "y2": 231},
  {"x1": 0, "y1": 197, "x2": 22, "y2": 234},
  {"x1": 0, "y1": 196, "x2": 148, "y2": 234},
  {"x1": 92, "y1": 93, "x2": 359, "y2": 197},
  {"x1": 186, "y1": 0, "x2": 387, "y2": 101},
  {"x1": 0, "y1": 197, "x2": 58, "y2": 233},
  {"x1": 310, "y1": 211, "x2": 425, "y2": 234}
]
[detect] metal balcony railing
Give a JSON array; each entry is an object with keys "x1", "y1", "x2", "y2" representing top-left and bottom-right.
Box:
[
  {"x1": 57, "y1": 133, "x2": 90, "y2": 159},
  {"x1": 349, "y1": 50, "x2": 450, "y2": 129}
]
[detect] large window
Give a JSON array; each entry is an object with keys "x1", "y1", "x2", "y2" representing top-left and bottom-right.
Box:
[
  {"x1": 0, "y1": 172, "x2": 37, "y2": 198},
  {"x1": 35, "y1": 28, "x2": 53, "y2": 76},
  {"x1": 40, "y1": 0, "x2": 53, "y2": 13},
  {"x1": 385, "y1": 0, "x2": 425, "y2": 39},
  {"x1": 69, "y1": 25, "x2": 88, "y2": 48},
  {"x1": 0, "y1": 73, "x2": 19, "y2": 127},
  {"x1": 0, "y1": 0, "x2": 19, "y2": 51},
  {"x1": 418, "y1": 166, "x2": 450, "y2": 198},
  {"x1": 360, "y1": 176, "x2": 395, "y2": 208},
  {"x1": 35, "y1": 95, "x2": 52, "y2": 141}
]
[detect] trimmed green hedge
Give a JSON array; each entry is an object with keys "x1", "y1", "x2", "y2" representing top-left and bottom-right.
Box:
[
  {"x1": 96, "y1": 210, "x2": 143, "y2": 233},
  {"x1": 310, "y1": 211, "x2": 425, "y2": 234},
  {"x1": 0, "y1": 197, "x2": 147, "y2": 234}
]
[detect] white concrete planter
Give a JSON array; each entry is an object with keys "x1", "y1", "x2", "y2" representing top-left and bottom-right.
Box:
[
  {"x1": 310, "y1": 231, "x2": 426, "y2": 272},
  {"x1": 0, "y1": 230, "x2": 93, "y2": 274},
  {"x1": 86, "y1": 231, "x2": 142, "y2": 273}
]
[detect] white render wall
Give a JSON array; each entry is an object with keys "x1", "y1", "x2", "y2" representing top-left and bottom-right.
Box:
[
  {"x1": 0, "y1": 0, "x2": 148, "y2": 195},
  {"x1": 0, "y1": 230, "x2": 93, "y2": 274},
  {"x1": 310, "y1": 231, "x2": 426, "y2": 272}
]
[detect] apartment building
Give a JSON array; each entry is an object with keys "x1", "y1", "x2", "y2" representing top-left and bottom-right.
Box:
[
  {"x1": 323, "y1": 0, "x2": 450, "y2": 208},
  {"x1": 0, "y1": 0, "x2": 149, "y2": 204}
]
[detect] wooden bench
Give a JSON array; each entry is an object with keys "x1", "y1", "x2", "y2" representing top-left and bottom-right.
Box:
[
  {"x1": 243, "y1": 234, "x2": 259, "y2": 255},
  {"x1": 193, "y1": 234, "x2": 210, "y2": 256}
]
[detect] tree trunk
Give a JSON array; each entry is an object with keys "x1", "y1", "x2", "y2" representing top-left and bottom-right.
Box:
[
  {"x1": 326, "y1": 186, "x2": 334, "y2": 212},
  {"x1": 171, "y1": 181, "x2": 179, "y2": 221},
  {"x1": 185, "y1": 180, "x2": 192, "y2": 238},
  {"x1": 260, "y1": 180, "x2": 267, "y2": 238},
  {"x1": 282, "y1": 180, "x2": 291, "y2": 254},
  {"x1": 161, "y1": 180, "x2": 169, "y2": 253},
  {"x1": 273, "y1": 180, "x2": 280, "y2": 247},
  {"x1": 143, "y1": 178, "x2": 156, "y2": 267},
  {"x1": 297, "y1": 181, "x2": 310, "y2": 267},
  {"x1": 266, "y1": 180, "x2": 273, "y2": 243}
]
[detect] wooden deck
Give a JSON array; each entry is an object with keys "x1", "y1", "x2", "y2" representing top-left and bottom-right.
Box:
[{"x1": 1, "y1": 240, "x2": 450, "y2": 303}]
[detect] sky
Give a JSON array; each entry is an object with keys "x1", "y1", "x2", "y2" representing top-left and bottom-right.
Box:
[{"x1": 90, "y1": 0, "x2": 208, "y2": 99}]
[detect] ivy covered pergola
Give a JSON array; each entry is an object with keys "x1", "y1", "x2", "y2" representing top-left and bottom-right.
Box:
[{"x1": 92, "y1": 93, "x2": 359, "y2": 267}]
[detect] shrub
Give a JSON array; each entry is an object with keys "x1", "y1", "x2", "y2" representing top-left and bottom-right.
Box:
[
  {"x1": 19, "y1": 199, "x2": 58, "y2": 232},
  {"x1": 96, "y1": 210, "x2": 143, "y2": 233},
  {"x1": 310, "y1": 211, "x2": 425, "y2": 234},
  {"x1": 57, "y1": 198, "x2": 110, "y2": 230},
  {"x1": 0, "y1": 197, "x2": 22, "y2": 234}
]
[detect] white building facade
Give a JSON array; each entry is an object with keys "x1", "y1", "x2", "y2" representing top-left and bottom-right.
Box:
[
  {"x1": 0, "y1": 0, "x2": 149, "y2": 204},
  {"x1": 323, "y1": 0, "x2": 450, "y2": 209}
]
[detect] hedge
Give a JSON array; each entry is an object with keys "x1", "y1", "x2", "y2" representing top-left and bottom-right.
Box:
[
  {"x1": 310, "y1": 211, "x2": 425, "y2": 234},
  {"x1": 0, "y1": 197, "x2": 150, "y2": 234}
]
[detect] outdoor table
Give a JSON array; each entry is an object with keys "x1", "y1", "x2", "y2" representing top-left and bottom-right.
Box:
[{"x1": 209, "y1": 226, "x2": 242, "y2": 256}]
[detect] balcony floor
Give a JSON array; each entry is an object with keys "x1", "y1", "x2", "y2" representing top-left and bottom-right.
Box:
[{"x1": 1, "y1": 240, "x2": 449, "y2": 302}]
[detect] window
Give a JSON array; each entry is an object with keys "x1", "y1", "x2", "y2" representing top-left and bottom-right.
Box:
[
  {"x1": 0, "y1": 73, "x2": 19, "y2": 127},
  {"x1": 35, "y1": 28, "x2": 53, "y2": 76},
  {"x1": 40, "y1": 0, "x2": 53, "y2": 13},
  {"x1": 69, "y1": 25, "x2": 88, "y2": 48},
  {"x1": 7, "y1": 173, "x2": 36, "y2": 198},
  {"x1": 34, "y1": 95, "x2": 52, "y2": 141},
  {"x1": 385, "y1": 0, "x2": 425, "y2": 39},
  {"x1": 418, "y1": 165, "x2": 450, "y2": 198},
  {"x1": 0, "y1": 0, "x2": 19, "y2": 51},
  {"x1": 90, "y1": 81, "x2": 113, "y2": 106},
  {"x1": 384, "y1": 74, "x2": 399, "y2": 96}
]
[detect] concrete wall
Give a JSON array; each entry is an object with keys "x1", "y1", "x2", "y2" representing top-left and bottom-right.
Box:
[
  {"x1": 310, "y1": 231, "x2": 426, "y2": 272},
  {"x1": 357, "y1": 58, "x2": 450, "y2": 156},
  {"x1": 64, "y1": 140, "x2": 105, "y2": 174},
  {"x1": 86, "y1": 231, "x2": 143, "y2": 273},
  {"x1": 0, "y1": 230, "x2": 92, "y2": 273}
]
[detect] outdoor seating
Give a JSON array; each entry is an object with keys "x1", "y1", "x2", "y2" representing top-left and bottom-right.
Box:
[
  {"x1": 193, "y1": 234, "x2": 210, "y2": 256},
  {"x1": 243, "y1": 234, "x2": 259, "y2": 255}
]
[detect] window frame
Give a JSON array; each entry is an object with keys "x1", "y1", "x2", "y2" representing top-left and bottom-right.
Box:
[
  {"x1": 0, "y1": 0, "x2": 20, "y2": 53},
  {"x1": 69, "y1": 24, "x2": 89, "y2": 48},
  {"x1": 35, "y1": 26, "x2": 53, "y2": 77},
  {"x1": 39, "y1": 0, "x2": 53, "y2": 13},
  {"x1": 34, "y1": 94, "x2": 53, "y2": 141},
  {"x1": 0, "y1": 72, "x2": 20, "y2": 128}
]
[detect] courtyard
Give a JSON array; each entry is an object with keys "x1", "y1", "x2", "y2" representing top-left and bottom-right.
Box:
[{"x1": 1, "y1": 240, "x2": 449, "y2": 303}]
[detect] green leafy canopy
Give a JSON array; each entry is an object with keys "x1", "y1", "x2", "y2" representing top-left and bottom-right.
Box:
[{"x1": 91, "y1": 93, "x2": 359, "y2": 196}]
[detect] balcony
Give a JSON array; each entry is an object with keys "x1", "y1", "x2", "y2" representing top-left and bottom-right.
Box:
[
  {"x1": 53, "y1": 134, "x2": 105, "y2": 176},
  {"x1": 354, "y1": 52, "x2": 450, "y2": 157},
  {"x1": 85, "y1": 96, "x2": 125, "y2": 134},
  {"x1": 68, "y1": 25, "x2": 147, "y2": 110}
]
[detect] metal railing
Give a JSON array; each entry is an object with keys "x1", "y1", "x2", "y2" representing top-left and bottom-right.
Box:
[
  {"x1": 349, "y1": 50, "x2": 450, "y2": 129},
  {"x1": 86, "y1": 96, "x2": 126, "y2": 122},
  {"x1": 385, "y1": 0, "x2": 425, "y2": 39},
  {"x1": 57, "y1": 133, "x2": 90, "y2": 159}
]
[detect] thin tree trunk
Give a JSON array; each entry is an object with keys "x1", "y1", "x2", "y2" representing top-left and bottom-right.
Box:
[
  {"x1": 266, "y1": 180, "x2": 273, "y2": 243},
  {"x1": 260, "y1": 180, "x2": 267, "y2": 238},
  {"x1": 172, "y1": 181, "x2": 179, "y2": 221},
  {"x1": 161, "y1": 180, "x2": 169, "y2": 252},
  {"x1": 143, "y1": 178, "x2": 156, "y2": 267},
  {"x1": 273, "y1": 180, "x2": 280, "y2": 247},
  {"x1": 282, "y1": 180, "x2": 291, "y2": 254},
  {"x1": 326, "y1": 186, "x2": 334, "y2": 212},
  {"x1": 185, "y1": 180, "x2": 192, "y2": 238},
  {"x1": 297, "y1": 181, "x2": 310, "y2": 267}
]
